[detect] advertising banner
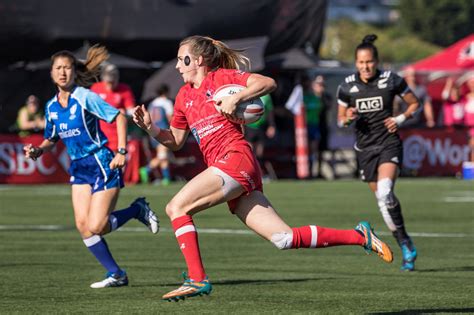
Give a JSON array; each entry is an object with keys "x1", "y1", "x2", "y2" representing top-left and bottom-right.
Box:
[
  {"x1": 0, "y1": 134, "x2": 69, "y2": 184},
  {"x1": 400, "y1": 128, "x2": 470, "y2": 176}
]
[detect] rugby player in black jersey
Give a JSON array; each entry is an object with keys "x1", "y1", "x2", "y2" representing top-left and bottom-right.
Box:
[{"x1": 337, "y1": 34, "x2": 419, "y2": 271}]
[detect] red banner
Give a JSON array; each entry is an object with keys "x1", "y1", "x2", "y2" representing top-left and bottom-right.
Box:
[
  {"x1": 0, "y1": 134, "x2": 70, "y2": 184},
  {"x1": 0, "y1": 134, "x2": 207, "y2": 184},
  {"x1": 400, "y1": 128, "x2": 470, "y2": 176}
]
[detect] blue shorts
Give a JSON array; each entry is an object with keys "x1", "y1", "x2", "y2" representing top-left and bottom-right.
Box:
[
  {"x1": 69, "y1": 147, "x2": 124, "y2": 193},
  {"x1": 307, "y1": 125, "x2": 321, "y2": 141}
]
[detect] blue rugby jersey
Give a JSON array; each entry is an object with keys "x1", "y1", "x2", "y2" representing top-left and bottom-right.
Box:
[{"x1": 44, "y1": 86, "x2": 120, "y2": 160}]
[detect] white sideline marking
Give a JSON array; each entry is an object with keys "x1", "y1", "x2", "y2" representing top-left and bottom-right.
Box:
[
  {"x1": 0, "y1": 225, "x2": 472, "y2": 238},
  {"x1": 443, "y1": 196, "x2": 474, "y2": 203}
]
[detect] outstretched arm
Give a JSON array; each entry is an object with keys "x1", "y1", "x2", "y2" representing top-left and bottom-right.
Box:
[
  {"x1": 23, "y1": 139, "x2": 56, "y2": 161},
  {"x1": 132, "y1": 105, "x2": 189, "y2": 151}
]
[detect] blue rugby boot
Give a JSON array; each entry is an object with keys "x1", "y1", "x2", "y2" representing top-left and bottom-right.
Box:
[
  {"x1": 400, "y1": 238, "x2": 417, "y2": 271},
  {"x1": 355, "y1": 221, "x2": 393, "y2": 263},
  {"x1": 162, "y1": 272, "x2": 212, "y2": 302},
  {"x1": 90, "y1": 270, "x2": 128, "y2": 288},
  {"x1": 132, "y1": 197, "x2": 160, "y2": 234}
]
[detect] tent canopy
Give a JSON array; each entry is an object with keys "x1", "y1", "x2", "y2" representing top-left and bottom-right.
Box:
[
  {"x1": 405, "y1": 35, "x2": 474, "y2": 74},
  {"x1": 25, "y1": 43, "x2": 151, "y2": 70},
  {"x1": 403, "y1": 35, "x2": 474, "y2": 101}
]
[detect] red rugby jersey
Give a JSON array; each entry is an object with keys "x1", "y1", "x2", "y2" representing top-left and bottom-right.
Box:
[
  {"x1": 90, "y1": 82, "x2": 135, "y2": 151},
  {"x1": 171, "y1": 68, "x2": 251, "y2": 165}
]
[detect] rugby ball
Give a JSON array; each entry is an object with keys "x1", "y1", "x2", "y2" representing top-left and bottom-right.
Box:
[{"x1": 213, "y1": 84, "x2": 265, "y2": 124}]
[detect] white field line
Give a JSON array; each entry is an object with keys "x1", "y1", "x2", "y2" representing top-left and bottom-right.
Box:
[
  {"x1": 0, "y1": 225, "x2": 472, "y2": 238},
  {"x1": 442, "y1": 196, "x2": 474, "y2": 202}
]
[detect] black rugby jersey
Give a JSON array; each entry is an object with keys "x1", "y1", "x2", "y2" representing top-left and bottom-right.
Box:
[{"x1": 337, "y1": 70, "x2": 411, "y2": 150}]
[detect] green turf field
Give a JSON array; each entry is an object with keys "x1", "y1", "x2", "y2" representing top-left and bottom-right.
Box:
[{"x1": 0, "y1": 179, "x2": 473, "y2": 314}]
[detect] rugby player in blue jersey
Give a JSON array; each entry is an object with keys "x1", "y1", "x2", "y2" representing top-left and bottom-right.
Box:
[{"x1": 24, "y1": 45, "x2": 159, "y2": 288}]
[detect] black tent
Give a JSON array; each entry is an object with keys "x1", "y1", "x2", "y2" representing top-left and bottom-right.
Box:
[
  {"x1": 24, "y1": 43, "x2": 151, "y2": 71},
  {"x1": 0, "y1": 0, "x2": 327, "y2": 64}
]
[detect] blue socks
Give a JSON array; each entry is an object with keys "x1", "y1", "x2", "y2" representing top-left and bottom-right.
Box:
[
  {"x1": 109, "y1": 203, "x2": 141, "y2": 231},
  {"x1": 83, "y1": 235, "x2": 120, "y2": 273},
  {"x1": 162, "y1": 167, "x2": 170, "y2": 180}
]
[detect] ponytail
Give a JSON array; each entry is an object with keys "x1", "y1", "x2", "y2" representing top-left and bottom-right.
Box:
[
  {"x1": 355, "y1": 34, "x2": 379, "y2": 61},
  {"x1": 180, "y1": 35, "x2": 250, "y2": 71}
]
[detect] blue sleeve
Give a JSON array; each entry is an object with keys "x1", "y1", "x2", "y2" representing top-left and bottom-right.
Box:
[
  {"x1": 43, "y1": 105, "x2": 59, "y2": 142},
  {"x1": 84, "y1": 90, "x2": 120, "y2": 123}
]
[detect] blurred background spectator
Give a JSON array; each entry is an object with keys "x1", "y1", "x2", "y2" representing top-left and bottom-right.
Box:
[
  {"x1": 15, "y1": 95, "x2": 45, "y2": 137},
  {"x1": 244, "y1": 94, "x2": 276, "y2": 180},
  {"x1": 302, "y1": 75, "x2": 323, "y2": 178},
  {"x1": 395, "y1": 68, "x2": 435, "y2": 128},
  {"x1": 461, "y1": 76, "x2": 474, "y2": 161},
  {"x1": 91, "y1": 64, "x2": 136, "y2": 152},
  {"x1": 140, "y1": 84, "x2": 174, "y2": 185},
  {"x1": 312, "y1": 75, "x2": 333, "y2": 178},
  {"x1": 441, "y1": 77, "x2": 463, "y2": 127}
]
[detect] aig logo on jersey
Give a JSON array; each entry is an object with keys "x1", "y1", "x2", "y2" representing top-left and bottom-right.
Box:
[{"x1": 356, "y1": 96, "x2": 383, "y2": 113}]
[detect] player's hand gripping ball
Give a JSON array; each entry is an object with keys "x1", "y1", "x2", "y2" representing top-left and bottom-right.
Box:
[{"x1": 213, "y1": 84, "x2": 264, "y2": 124}]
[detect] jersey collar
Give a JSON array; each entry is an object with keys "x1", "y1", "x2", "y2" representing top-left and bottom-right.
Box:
[{"x1": 356, "y1": 69, "x2": 381, "y2": 84}]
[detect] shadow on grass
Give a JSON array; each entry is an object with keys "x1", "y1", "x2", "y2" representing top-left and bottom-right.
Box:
[
  {"x1": 369, "y1": 307, "x2": 474, "y2": 314},
  {"x1": 415, "y1": 266, "x2": 474, "y2": 273},
  {"x1": 132, "y1": 277, "x2": 336, "y2": 288}
]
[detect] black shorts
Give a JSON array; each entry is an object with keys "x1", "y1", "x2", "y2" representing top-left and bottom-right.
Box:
[{"x1": 356, "y1": 143, "x2": 403, "y2": 182}]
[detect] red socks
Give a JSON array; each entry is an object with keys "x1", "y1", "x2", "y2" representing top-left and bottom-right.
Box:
[
  {"x1": 291, "y1": 225, "x2": 365, "y2": 248},
  {"x1": 171, "y1": 215, "x2": 206, "y2": 282}
]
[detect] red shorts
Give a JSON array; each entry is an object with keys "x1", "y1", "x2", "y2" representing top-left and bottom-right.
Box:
[{"x1": 210, "y1": 145, "x2": 263, "y2": 211}]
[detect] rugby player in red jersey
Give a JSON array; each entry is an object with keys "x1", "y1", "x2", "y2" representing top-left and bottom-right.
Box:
[
  {"x1": 133, "y1": 35, "x2": 394, "y2": 302},
  {"x1": 91, "y1": 64, "x2": 136, "y2": 152}
]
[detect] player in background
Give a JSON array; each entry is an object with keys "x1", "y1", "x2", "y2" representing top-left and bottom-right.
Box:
[
  {"x1": 133, "y1": 35, "x2": 394, "y2": 302},
  {"x1": 337, "y1": 34, "x2": 419, "y2": 271},
  {"x1": 24, "y1": 45, "x2": 159, "y2": 288},
  {"x1": 140, "y1": 84, "x2": 174, "y2": 185},
  {"x1": 90, "y1": 64, "x2": 136, "y2": 152}
]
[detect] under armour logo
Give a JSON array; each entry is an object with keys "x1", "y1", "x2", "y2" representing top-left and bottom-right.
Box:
[
  {"x1": 180, "y1": 243, "x2": 186, "y2": 249},
  {"x1": 186, "y1": 100, "x2": 194, "y2": 108}
]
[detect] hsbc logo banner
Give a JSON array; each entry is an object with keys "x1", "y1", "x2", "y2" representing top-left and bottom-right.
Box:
[
  {"x1": 400, "y1": 128, "x2": 470, "y2": 176},
  {"x1": 0, "y1": 134, "x2": 70, "y2": 184},
  {"x1": 356, "y1": 96, "x2": 383, "y2": 113}
]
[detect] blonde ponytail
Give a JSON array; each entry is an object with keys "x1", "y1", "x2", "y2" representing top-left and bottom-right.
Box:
[{"x1": 180, "y1": 35, "x2": 250, "y2": 71}]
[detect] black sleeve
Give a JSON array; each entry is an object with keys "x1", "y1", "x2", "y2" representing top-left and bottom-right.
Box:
[
  {"x1": 336, "y1": 84, "x2": 351, "y2": 107},
  {"x1": 392, "y1": 73, "x2": 410, "y2": 96}
]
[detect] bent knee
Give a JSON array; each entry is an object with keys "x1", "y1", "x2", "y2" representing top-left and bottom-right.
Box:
[
  {"x1": 270, "y1": 232, "x2": 293, "y2": 250},
  {"x1": 88, "y1": 220, "x2": 108, "y2": 235},
  {"x1": 75, "y1": 220, "x2": 89, "y2": 235},
  {"x1": 165, "y1": 200, "x2": 188, "y2": 219}
]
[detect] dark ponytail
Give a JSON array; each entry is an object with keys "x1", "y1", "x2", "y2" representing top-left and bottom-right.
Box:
[{"x1": 355, "y1": 34, "x2": 379, "y2": 60}]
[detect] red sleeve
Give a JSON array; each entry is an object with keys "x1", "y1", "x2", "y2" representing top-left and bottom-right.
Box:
[
  {"x1": 120, "y1": 84, "x2": 136, "y2": 109},
  {"x1": 170, "y1": 88, "x2": 189, "y2": 130}
]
